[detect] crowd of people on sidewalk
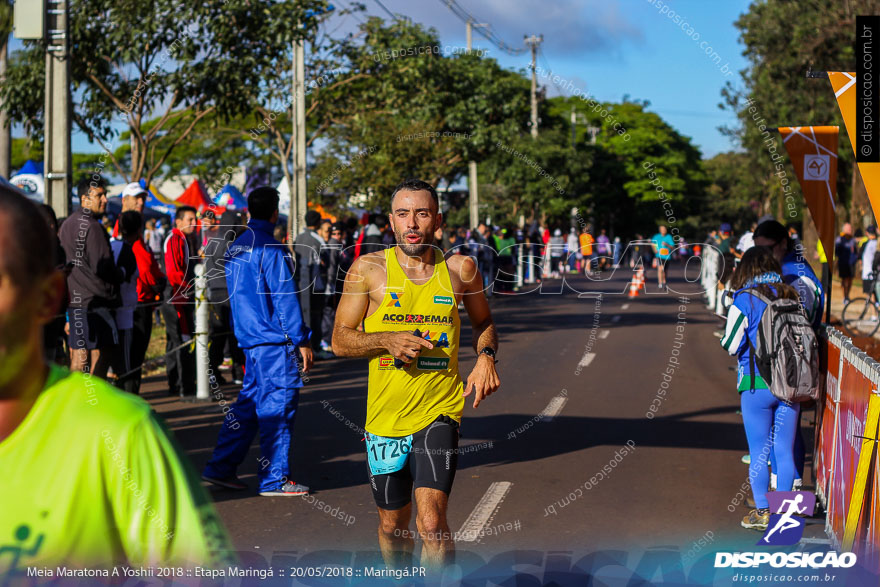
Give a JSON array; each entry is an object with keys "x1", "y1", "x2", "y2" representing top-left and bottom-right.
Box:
[
  {"x1": 832, "y1": 221, "x2": 880, "y2": 307},
  {"x1": 41, "y1": 174, "x2": 716, "y2": 400}
]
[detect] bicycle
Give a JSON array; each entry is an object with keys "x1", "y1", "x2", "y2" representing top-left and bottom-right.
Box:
[{"x1": 841, "y1": 279, "x2": 880, "y2": 337}]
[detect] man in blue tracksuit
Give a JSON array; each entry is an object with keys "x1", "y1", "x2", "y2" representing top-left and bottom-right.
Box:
[{"x1": 202, "y1": 187, "x2": 314, "y2": 496}]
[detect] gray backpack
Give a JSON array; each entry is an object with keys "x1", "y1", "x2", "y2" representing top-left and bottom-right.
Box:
[{"x1": 741, "y1": 290, "x2": 820, "y2": 402}]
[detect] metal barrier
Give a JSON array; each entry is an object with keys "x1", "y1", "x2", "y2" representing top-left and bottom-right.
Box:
[{"x1": 818, "y1": 325, "x2": 880, "y2": 570}]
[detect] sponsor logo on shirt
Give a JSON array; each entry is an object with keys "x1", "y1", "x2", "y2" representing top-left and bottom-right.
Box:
[
  {"x1": 378, "y1": 357, "x2": 395, "y2": 370},
  {"x1": 417, "y1": 357, "x2": 450, "y2": 370},
  {"x1": 387, "y1": 292, "x2": 403, "y2": 307},
  {"x1": 420, "y1": 331, "x2": 450, "y2": 348},
  {"x1": 434, "y1": 295, "x2": 453, "y2": 305},
  {"x1": 382, "y1": 313, "x2": 453, "y2": 325}
]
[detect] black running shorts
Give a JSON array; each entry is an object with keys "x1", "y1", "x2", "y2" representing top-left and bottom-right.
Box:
[
  {"x1": 366, "y1": 415, "x2": 459, "y2": 510},
  {"x1": 68, "y1": 306, "x2": 118, "y2": 351}
]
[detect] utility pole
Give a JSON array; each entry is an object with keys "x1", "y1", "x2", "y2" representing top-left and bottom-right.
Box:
[
  {"x1": 466, "y1": 20, "x2": 486, "y2": 229},
  {"x1": 465, "y1": 19, "x2": 487, "y2": 55},
  {"x1": 0, "y1": 30, "x2": 9, "y2": 180},
  {"x1": 44, "y1": 0, "x2": 71, "y2": 217},
  {"x1": 468, "y1": 161, "x2": 478, "y2": 228},
  {"x1": 570, "y1": 106, "x2": 588, "y2": 149},
  {"x1": 290, "y1": 33, "x2": 307, "y2": 240},
  {"x1": 524, "y1": 34, "x2": 542, "y2": 138},
  {"x1": 570, "y1": 105, "x2": 600, "y2": 149}
]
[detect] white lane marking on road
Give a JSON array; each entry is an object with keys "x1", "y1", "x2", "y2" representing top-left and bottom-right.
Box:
[
  {"x1": 599, "y1": 330, "x2": 609, "y2": 339},
  {"x1": 457, "y1": 482, "x2": 513, "y2": 542},
  {"x1": 621, "y1": 303, "x2": 630, "y2": 310},
  {"x1": 611, "y1": 315, "x2": 621, "y2": 323},
  {"x1": 577, "y1": 352, "x2": 596, "y2": 368},
  {"x1": 539, "y1": 396, "x2": 568, "y2": 422}
]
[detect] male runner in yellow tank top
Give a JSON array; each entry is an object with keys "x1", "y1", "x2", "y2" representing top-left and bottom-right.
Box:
[{"x1": 333, "y1": 179, "x2": 500, "y2": 571}]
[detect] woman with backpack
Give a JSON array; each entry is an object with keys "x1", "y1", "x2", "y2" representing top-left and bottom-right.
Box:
[{"x1": 719, "y1": 246, "x2": 803, "y2": 532}]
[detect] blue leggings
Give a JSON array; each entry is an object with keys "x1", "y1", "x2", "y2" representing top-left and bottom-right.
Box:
[
  {"x1": 741, "y1": 388, "x2": 800, "y2": 509},
  {"x1": 770, "y1": 409, "x2": 806, "y2": 480}
]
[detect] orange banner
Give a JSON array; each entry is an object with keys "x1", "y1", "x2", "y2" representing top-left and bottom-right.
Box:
[
  {"x1": 829, "y1": 72, "x2": 880, "y2": 224},
  {"x1": 779, "y1": 126, "x2": 838, "y2": 265}
]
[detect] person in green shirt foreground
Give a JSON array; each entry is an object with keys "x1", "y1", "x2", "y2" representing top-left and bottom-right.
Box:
[{"x1": 0, "y1": 187, "x2": 233, "y2": 577}]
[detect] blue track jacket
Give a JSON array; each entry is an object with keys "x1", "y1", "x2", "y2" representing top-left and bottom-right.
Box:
[{"x1": 225, "y1": 219, "x2": 311, "y2": 349}]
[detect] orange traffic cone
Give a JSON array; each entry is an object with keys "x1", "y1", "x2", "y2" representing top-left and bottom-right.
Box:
[
  {"x1": 637, "y1": 267, "x2": 646, "y2": 291},
  {"x1": 629, "y1": 275, "x2": 640, "y2": 297}
]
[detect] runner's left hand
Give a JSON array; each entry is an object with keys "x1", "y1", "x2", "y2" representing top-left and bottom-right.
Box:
[{"x1": 464, "y1": 354, "x2": 500, "y2": 408}]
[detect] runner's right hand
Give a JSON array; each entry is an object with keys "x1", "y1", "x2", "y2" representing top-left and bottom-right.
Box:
[{"x1": 383, "y1": 332, "x2": 433, "y2": 363}]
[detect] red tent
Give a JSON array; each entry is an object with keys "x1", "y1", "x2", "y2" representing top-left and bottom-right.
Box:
[{"x1": 175, "y1": 179, "x2": 213, "y2": 212}]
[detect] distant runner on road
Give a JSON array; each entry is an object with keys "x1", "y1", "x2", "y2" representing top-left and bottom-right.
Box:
[
  {"x1": 651, "y1": 224, "x2": 675, "y2": 290},
  {"x1": 332, "y1": 178, "x2": 500, "y2": 572}
]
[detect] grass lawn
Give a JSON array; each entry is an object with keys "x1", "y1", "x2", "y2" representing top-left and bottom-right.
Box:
[{"x1": 145, "y1": 319, "x2": 168, "y2": 377}]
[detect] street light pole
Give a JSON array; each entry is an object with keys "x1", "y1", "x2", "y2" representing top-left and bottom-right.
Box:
[
  {"x1": 44, "y1": 0, "x2": 71, "y2": 217},
  {"x1": 290, "y1": 33, "x2": 306, "y2": 241},
  {"x1": 524, "y1": 34, "x2": 543, "y2": 138},
  {"x1": 0, "y1": 33, "x2": 9, "y2": 180},
  {"x1": 466, "y1": 20, "x2": 487, "y2": 230}
]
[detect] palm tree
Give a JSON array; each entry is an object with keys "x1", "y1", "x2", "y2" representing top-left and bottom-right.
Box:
[{"x1": 0, "y1": 0, "x2": 12, "y2": 178}]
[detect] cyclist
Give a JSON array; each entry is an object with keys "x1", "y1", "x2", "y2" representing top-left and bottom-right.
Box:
[{"x1": 332, "y1": 179, "x2": 500, "y2": 572}]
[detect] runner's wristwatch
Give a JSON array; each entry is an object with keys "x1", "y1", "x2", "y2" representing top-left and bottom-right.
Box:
[{"x1": 479, "y1": 347, "x2": 497, "y2": 363}]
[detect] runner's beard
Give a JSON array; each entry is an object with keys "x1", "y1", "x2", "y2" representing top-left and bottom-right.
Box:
[{"x1": 395, "y1": 230, "x2": 434, "y2": 257}]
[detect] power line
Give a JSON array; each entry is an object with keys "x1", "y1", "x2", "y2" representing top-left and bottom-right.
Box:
[
  {"x1": 372, "y1": 0, "x2": 400, "y2": 22},
  {"x1": 438, "y1": 0, "x2": 527, "y2": 55},
  {"x1": 334, "y1": 0, "x2": 368, "y2": 25},
  {"x1": 537, "y1": 47, "x2": 569, "y2": 96},
  {"x1": 648, "y1": 108, "x2": 731, "y2": 119}
]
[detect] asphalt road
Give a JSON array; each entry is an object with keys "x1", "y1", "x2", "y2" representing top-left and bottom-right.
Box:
[{"x1": 142, "y1": 261, "x2": 870, "y2": 586}]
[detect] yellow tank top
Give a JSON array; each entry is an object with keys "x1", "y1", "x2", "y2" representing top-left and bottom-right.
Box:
[{"x1": 364, "y1": 247, "x2": 465, "y2": 436}]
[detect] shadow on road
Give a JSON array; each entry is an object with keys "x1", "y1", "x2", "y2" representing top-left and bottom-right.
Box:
[{"x1": 149, "y1": 272, "x2": 740, "y2": 502}]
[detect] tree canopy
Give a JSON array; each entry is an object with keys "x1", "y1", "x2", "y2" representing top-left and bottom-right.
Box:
[
  {"x1": 721, "y1": 0, "x2": 880, "y2": 227},
  {"x1": 1, "y1": 0, "x2": 326, "y2": 183},
  {"x1": 2, "y1": 3, "x2": 716, "y2": 240}
]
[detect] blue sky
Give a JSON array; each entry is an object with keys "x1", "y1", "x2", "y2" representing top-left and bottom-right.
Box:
[
  {"x1": 15, "y1": 0, "x2": 752, "y2": 160},
  {"x1": 342, "y1": 0, "x2": 752, "y2": 158}
]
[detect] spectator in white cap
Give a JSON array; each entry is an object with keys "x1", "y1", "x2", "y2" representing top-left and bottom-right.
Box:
[
  {"x1": 113, "y1": 183, "x2": 149, "y2": 239},
  {"x1": 121, "y1": 182, "x2": 148, "y2": 213}
]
